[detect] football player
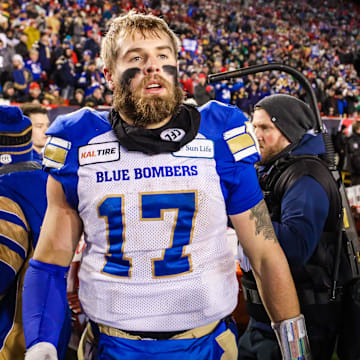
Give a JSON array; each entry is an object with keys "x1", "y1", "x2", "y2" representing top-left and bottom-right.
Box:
[{"x1": 23, "y1": 11, "x2": 310, "y2": 360}]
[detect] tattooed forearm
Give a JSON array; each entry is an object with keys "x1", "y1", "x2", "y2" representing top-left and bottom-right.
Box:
[{"x1": 249, "y1": 200, "x2": 278, "y2": 242}]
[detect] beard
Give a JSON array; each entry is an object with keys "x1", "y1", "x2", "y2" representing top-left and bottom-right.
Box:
[
  {"x1": 113, "y1": 74, "x2": 184, "y2": 128},
  {"x1": 257, "y1": 141, "x2": 286, "y2": 166}
]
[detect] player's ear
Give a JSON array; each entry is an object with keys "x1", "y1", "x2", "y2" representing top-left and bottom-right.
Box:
[{"x1": 104, "y1": 68, "x2": 115, "y2": 91}]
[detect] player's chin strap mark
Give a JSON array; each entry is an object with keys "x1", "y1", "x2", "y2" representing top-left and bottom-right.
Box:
[
  {"x1": 109, "y1": 104, "x2": 200, "y2": 155},
  {"x1": 272, "y1": 314, "x2": 312, "y2": 360}
]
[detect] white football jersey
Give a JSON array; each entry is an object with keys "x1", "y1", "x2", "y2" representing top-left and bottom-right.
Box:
[{"x1": 43, "y1": 102, "x2": 262, "y2": 331}]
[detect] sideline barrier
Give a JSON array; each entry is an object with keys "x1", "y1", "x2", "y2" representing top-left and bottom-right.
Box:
[{"x1": 322, "y1": 116, "x2": 360, "y2": 135}]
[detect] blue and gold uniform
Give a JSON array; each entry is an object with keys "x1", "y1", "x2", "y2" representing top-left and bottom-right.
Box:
[
  {"x1": 0, "y1": 168, "x2": 48, "y2": 360},
  {"x1": 29, "y1": 100, "x2": 263, "y2": 359},
  {"x1": 0, "y1": 105, "x2": 48, "y2": 360}
]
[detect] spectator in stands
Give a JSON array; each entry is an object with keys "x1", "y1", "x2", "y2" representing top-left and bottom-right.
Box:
[
  {"x1": 14, "y1": 32, "x2": 29, "y2": 62},
  {"x1": 214, "y1": 79, "x2": 243, "y2": 105},
  {"x1": 11, "y1": 54, "x2": 32, "y2": 102},
  {"x1": 344, "y1": 88, "x2": 358, "y2": 117},
  {"x1": 179, "y1": 72, "x2": 194, "y2": 99},
  {"x1": 194, "y1": 72, "x2": 214, "y2": 106},
  {"x1": 355, "y1": 88, "x2": 360, "y2": 115},
  {"x1": 233, "y1": 86, "x2": 250, "y2": 115},
  {"x1": 1, "y1": 0, "x2": 359, "y2": 113},
  {"x1": 333, "y1": 124, "x2": 348, "y2": 173},
  {"x1": 25, "y1": 49, "x2": 43, "y2": 85},
  {"x1": 23, "y1": 81, "x2": 44, "y2": 104},
  {"x1": 43, "y1": 85, "x2": 66, "y2": 106},
  {"x1": 37, "y1": 31, "x2": 52, "y2": 77},
  {"x1": 82, "y1": 29, "x2": 100, "y2": 59},
  {"x1": 0, "y1": 38, "x2": 14, "y2": 86},
  {"x1": 52, "y1": 52, "x2": 76, "y2": 100},
  {"x1": 323, "y1": 88, "x2": 339, "y2": 116},
  {"x1": 246, "y1": 81, "x2": 263, "y2": 113},
  {"x1": 346, "y1": 121, "x2": 360, "y2": 185},
  {"x1": 84, "y1": 85, "x2": 104, "y2": 107},
  {"x1": 81, "y1": 50, "x2": 93, "y2": 71},
  {"x1": 20, "y1": 103, "x2": 50, "y2": 163},
  {"x1": 23, "y1": 19, "x2": 40, "y2": 50},
  {"x1": 69, "y1": 88, "x2": 86, "y2": 107},
  {"x1": 103, "y1": 89, "x2": 113, "y2": 107},
  {"x1": 1, "y1": 82, "x2": 17, "y2": 102},
  {"x1": 77, "y1": 60, "x2": 106, "y2": 97},
  {"x1": 72, "y1": 15, "x2": 85, "y2": 45},
  {"x1": 46, "y1": 9, "x2": 61, "y2": 34}
]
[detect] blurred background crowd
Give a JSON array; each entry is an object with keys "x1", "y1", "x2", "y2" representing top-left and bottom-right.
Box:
[{"x1": 0, "y1": 0, "x2": 359, "y2": 117}]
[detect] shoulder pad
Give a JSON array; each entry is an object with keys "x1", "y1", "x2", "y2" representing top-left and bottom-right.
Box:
[
  {"x1": 46, "y1": 107, "x2": 111, "y2": 145},
  {"x1": 199, "y1": 101, "x2": 259, "y2": 163}
]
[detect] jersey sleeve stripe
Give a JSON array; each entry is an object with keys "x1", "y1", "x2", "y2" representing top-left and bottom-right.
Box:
[
  {"x1": 0, "y1": 259, "x2": 16, "y2": 297},
  {"x1": 233, "y1": 146, "x2": 259, "y2": 162},
  {"x1": 223, "y1": 126, "x2": 246, "y2": 140},
  {"x1": 47, "y1": 137, "x2": 72, "y2": 149},
  {"x1": 0, "y1": 235, "x2": 26, "y2": 259},
  {"x1": 0, "y1": 197, "x2": 28, "y2": 232},
  {"x1": 0, "y1": 244, "x2": 24, "y2": 275}
]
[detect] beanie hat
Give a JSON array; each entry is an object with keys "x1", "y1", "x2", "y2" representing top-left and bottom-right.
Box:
[
  {"x1": 0, "y1": 105, "x2": 32, "y2": 166},
  {"x1": 254, "y1": 94, "x2": 315, "y2": 144}
]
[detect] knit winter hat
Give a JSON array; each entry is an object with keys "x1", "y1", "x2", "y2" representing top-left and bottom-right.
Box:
[
  {"x1": 254, "y1": 94, "x2": 315, "y2": 144},
  {"x1": 0, "y1": 105, "x2": 32, "y2": 166}
]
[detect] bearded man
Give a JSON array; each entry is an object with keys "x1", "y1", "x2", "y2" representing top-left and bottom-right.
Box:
[{"x1": 22, "y1": 12, "x2": 310, "y2": 360}]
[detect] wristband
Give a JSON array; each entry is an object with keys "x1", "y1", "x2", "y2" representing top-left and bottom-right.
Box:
[
  {"x1": 23, "y1": 259, "x2": 69, "y2": 350},
  {"x1": 271, "y1": 314, "x2": 311, "y2": 360}
]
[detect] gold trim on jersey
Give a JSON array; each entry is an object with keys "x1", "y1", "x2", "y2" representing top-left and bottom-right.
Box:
[
  {"x1": 43, "y1": 144, "x2": 68, "y2": 164},
  {"x1": 0, "y1": 248, "x2": 33, "y2": 360},
  {"x1": 0, "y1": 197, "x2": 29, "y2": 268},
  {"x1": 0, "y1": 244, "x2": 26, "y2": 274},
  {"x1": 139, "y1": 190, "x2": 197, "y2": 279},
  {"x1": 226, "y1": 133, "x2": 254, "y2": 154},
  {"x1": 98, "y1": 195, "x2": 133, "y2": 279},
  {"x1": 215, "y1": 329, "x2": 238, "y2": 360},
  {"x1": 96, "y1": 319, "x2": 219, "y2": 340},
  {"x1": 0, "y1": 197, "x2": 28, "y2": 231}
]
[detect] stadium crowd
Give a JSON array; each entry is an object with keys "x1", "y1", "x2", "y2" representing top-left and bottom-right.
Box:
[{"x1": 0, "y1": 0, "x2": 359, "y2": 117}]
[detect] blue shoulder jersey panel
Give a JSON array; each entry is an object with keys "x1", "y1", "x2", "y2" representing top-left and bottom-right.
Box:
[
  {"x1": 0, "y1": 168, "x2": 48, "y2": 356},
  {"x1": 43, "y1": 107, "x2": 112, "y2": 209},
  {"x1": 198, "y1": 101, "x2": 263, "y2": 215},
  {"x1": 0, "y1": 169, "x2": 48, "y2": 295}
]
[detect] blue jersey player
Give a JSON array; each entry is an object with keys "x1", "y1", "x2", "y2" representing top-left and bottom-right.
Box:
[
  {"x1": 0, "y1": 105, "x2": 70, "y2": 360},
  {"x1": 23, "y1": 12, "x2": 311, "y2": 360}
]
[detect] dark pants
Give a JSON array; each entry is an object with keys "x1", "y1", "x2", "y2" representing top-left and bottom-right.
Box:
[
  {"x1": 337, "y1": 279, "x2": 360, "y2": 360},
  {"x1": 238, "y1": 309, "x2": 339, "y2": 360},
  {"x1": 238, "y1": 319, "x2": 281, "y2": 360}
]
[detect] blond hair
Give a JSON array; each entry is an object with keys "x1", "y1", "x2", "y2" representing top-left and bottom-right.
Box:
[{"x1": 101, "y1": 11, "x2": 180, "y2": 72}]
